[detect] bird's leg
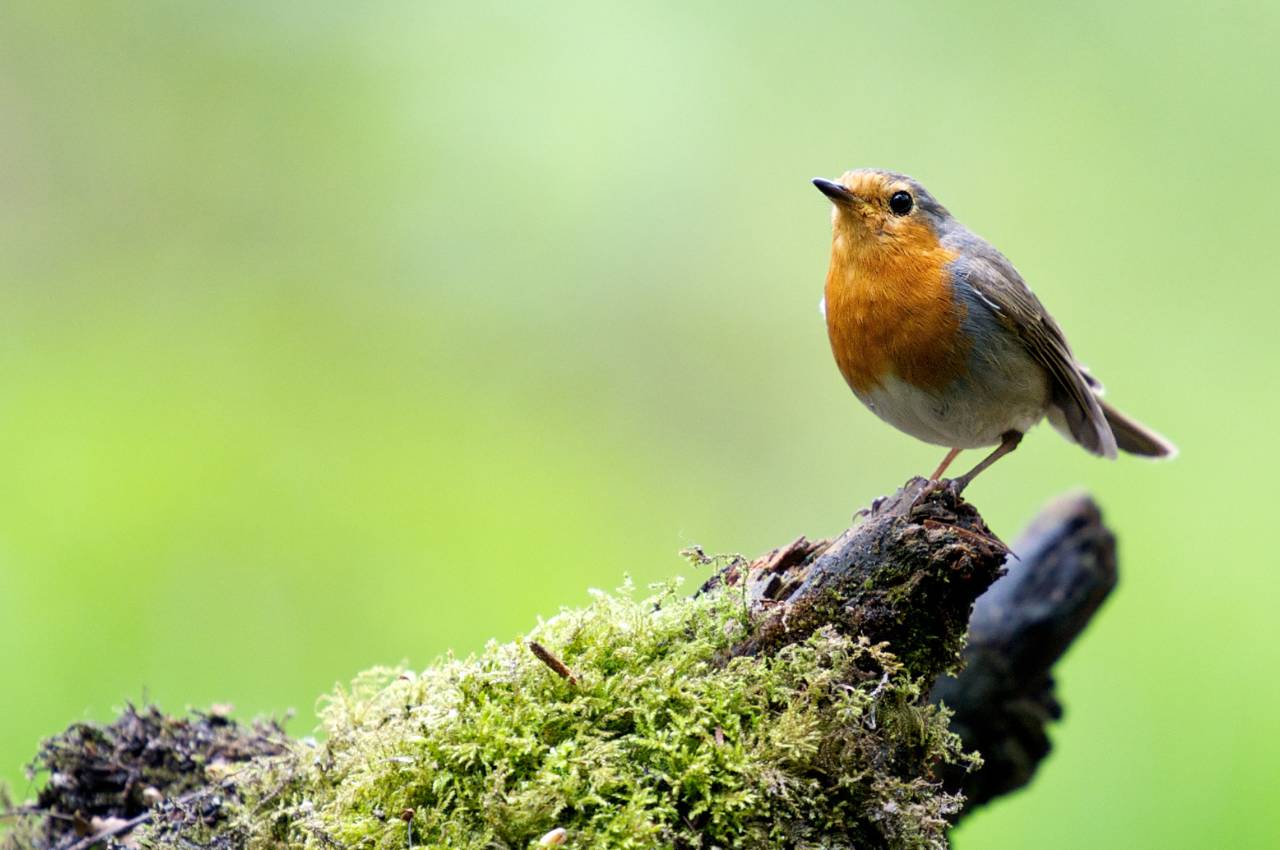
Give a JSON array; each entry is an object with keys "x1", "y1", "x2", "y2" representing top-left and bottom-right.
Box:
[
  {"x1": 930, "y1": 448, "x2": 963, "y2": 481},
  {"x1": 909, "y1": 447, "x2": 965, "y2": 508},
  {"x1": 949, "y1": 430, "x2": 1024, "y2": 494}
]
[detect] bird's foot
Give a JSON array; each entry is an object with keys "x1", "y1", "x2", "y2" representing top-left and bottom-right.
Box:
[{"x1": 910, "y1": 476, "x2": 964, "y2": 510}]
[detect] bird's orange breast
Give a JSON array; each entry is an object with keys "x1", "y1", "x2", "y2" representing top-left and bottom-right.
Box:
[{"x1": 824, "y1": 224, "x2": 968, "y2": 395}]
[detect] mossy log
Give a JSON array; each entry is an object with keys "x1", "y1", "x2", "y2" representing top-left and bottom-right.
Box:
[{"x1": 0, "y1": 479, "x2": 1116, "y2": 850}]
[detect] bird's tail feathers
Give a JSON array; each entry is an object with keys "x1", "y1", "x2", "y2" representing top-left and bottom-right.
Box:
[{"x1": 1099, "y1": 399, "x2": 1177, "y2": 459}]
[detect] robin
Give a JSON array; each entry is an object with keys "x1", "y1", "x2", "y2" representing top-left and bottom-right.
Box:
[{"x1": 813, "y1": 169, "x2": 1175, "y2": 492}]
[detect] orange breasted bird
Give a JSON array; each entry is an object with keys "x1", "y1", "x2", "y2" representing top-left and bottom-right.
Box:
[{"x1": 813, "y1": 169, "x2": 1175, "y2": 491}]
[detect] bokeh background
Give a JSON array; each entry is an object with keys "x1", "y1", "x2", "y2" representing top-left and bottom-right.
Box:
[{"x1": 1, "y1": 2, "x2": 1276, "y2": 847}]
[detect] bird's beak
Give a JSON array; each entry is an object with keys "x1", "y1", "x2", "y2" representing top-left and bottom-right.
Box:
[{"x1": 812, "y1": 177, "x2": 856, "y2": 204}]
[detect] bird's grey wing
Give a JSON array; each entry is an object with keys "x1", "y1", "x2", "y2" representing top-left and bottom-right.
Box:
[{"x1": 950, "y1": 242, "x2": 1117, "y2": 458}]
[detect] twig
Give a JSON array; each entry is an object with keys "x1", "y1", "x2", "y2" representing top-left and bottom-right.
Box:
[
  {"x1": 528, "y1": 641, "x2": 578, "y2": 685},
  {"x1": 922, "y1": 518, "x2": 1014, "y2": 558},
  {"x1": 64, "y1": 811, "x2": 152, "y2": 850}
]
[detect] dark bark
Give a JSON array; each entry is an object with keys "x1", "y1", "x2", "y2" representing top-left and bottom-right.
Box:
[
  {"x1": 721, "y1": 477, "x2": 1010, "y2": 679},
  {"x1": 710, "y1": 479, "x2": 1117, "y2": 817},
  {"x1": 930, "y1": 490, "x2": 1117, "y2": 813}
]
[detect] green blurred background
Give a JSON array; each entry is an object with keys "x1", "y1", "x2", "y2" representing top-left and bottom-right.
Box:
[{"x1": 1, "y1": 2, "x2": 1276, "y2": 847}]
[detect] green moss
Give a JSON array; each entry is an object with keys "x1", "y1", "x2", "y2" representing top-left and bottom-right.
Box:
[{"x1": 157, "y1": 580, "x2": 971, "y2": 850}]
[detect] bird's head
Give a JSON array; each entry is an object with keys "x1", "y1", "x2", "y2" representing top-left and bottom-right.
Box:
[{"x1": 812, "y1": 169, "x2": 952, "y2": 255}]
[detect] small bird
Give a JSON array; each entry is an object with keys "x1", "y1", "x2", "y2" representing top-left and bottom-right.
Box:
[{"x1": 813, "y1": 169, "x2": 1174, "y2": 491}]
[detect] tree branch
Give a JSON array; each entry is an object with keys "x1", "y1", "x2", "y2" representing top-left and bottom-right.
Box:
[{"x1": 931, "y1": 490, "x2": 1117, "y2": 813}]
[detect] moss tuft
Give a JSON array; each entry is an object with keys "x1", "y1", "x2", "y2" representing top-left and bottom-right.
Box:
[{"x1": 167, "y1": 581, "x2": 972, "y2": 850}]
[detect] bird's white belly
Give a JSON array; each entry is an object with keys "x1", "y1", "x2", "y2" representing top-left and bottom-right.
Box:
[{"x1": 855, "y1": 359, "x2": 1050, "y2": 450}]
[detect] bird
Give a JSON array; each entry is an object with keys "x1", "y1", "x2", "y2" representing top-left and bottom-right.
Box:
[{"x1": 812, "y1": 168, "x2": 1175, "y2": 492}]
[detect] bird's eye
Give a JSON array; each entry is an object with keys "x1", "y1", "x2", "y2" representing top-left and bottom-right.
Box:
[{"x1": 889, "y1": 191, "x2": 913, "y2": 216}]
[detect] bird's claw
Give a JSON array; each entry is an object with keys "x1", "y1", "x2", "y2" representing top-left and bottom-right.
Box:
[{"x1": 910, "y1": 477, "x2": 964, "y2": 510}]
